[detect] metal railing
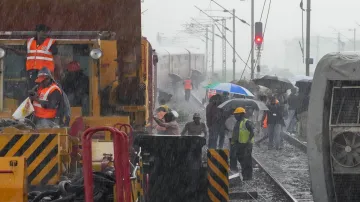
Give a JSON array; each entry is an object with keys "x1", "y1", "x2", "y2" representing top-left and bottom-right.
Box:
[{"x1": 82, "y1": 126, "x2": 131, "y2": 202}]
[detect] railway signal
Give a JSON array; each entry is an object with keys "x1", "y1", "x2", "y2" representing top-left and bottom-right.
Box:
[{"x1": 255, "y1": 22, "x2": 263, "y2": 47}]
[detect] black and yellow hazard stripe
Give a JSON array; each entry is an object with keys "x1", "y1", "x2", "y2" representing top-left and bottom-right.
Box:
[
  {"x1": 207, "y1": 149, "x2": 229, "y2": 202},
  {"x1": 0, "y1": 133, "x2": 59, "y2": 185}
]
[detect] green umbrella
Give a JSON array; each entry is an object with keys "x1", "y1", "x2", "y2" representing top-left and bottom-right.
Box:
[{"x1": 203, "y1": 82, "x2": 220, "y2": 89}]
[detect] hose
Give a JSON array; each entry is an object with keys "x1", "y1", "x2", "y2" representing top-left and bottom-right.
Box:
[
  {"x1": 50, "y1": 194, "x2": 76, "y2": 202},
  {"x1": 31, "y1": 190, "x2": 61, "y2": 202},
  {"x1": 28, "y1": 191, "x2": 41, "y2": 200},
  {"x1": 28, "y1": 170, "x2": 117, "y2": 202}
]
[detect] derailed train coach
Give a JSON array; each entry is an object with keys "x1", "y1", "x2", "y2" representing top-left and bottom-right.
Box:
[
  {"x1": 308, "y1": 52, "x2": 360, "y2": 201},
  {"x1": 156, "y1": 48, "x2": 206, "y2": 93}
]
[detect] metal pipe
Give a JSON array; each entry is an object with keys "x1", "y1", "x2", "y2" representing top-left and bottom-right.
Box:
[
  {"x1": 113, "y1": 123, "x2": 133, "y2": 146},
  {"x1": 0, "y1": 31, "x2": 112, "y2": 36},
  {"x1": 251, "y1": 0, "x2": 255, "y2": 79},
  {"x1": 82, "y1": 127, "x2": 131, "y2": 202},
  {"x1": 305, "y1": 0, "x2": 311, "y2": 76}
]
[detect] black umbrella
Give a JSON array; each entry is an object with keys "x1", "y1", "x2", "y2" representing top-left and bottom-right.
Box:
[
  {"x1": 295, "y1": 79, "x2": 312, "y2": 94},
  {"x1": 168, "y1": 73, "x2": 183, "y2": 82},
  {"x1": 191, "y1": 69, "x2": 203, "y2": 76},
  {"x1": 295, "y1": 79, "x2": 312, "y2": 88},
  {"x1": 218, "y1": 98, "x2": 269, "y2": 111},
  {"x1": 253, "y1": 75, "x2": 294, "y2": 92}
]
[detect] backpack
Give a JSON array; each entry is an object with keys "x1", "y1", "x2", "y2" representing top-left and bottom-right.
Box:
[{"x1": 55, "y1": 82, "x2": 71, "y2": 127}]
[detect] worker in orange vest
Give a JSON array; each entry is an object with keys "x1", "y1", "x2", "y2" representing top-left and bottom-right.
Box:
[
  {"x1": 1, "y1": 24, "x2": 59, "y2": 90},
  {"x1": 183, "y1": 77, "x2": 194, "y2": 101},
  {"x1": 29, "y1": 67, "x2": 62, "y2": 129}
]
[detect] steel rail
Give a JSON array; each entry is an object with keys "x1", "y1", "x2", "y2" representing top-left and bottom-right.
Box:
[
  {"x1": 252, "y1": 156, "x2": 298, "y2": 202},
  {"x1": 282, "y1": 132, "x2": 307, "y2": 153}
]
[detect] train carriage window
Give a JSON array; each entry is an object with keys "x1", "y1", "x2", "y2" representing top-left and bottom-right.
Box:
[{"x1": 331, "y1": 87, "x2": 360, "y2": 124}]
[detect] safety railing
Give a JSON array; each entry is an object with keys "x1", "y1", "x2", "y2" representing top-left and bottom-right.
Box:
[
  {"x1": 82, "y1": 126, "x2": 131, "y2": 202},
  {"x1": 114, "y1": 123, "x2": 133, "y2": 146}
]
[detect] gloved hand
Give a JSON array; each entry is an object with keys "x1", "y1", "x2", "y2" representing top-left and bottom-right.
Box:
[{"x1": 29, "y1": 93, "x2": 38, "y2": 101}]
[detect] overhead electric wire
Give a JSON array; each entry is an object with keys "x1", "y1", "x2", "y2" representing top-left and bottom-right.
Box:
[
  {"x1": 330, "y1": 27, "x2": 353, "y2": 42},
  {"x1": 195, "y1": 5, "x2": 252, "y2": 70},
  {"x1": 260, "y1": 0, "x2": 267, "y2": 20},
  {"x1": 210, "y1": 0, "x2": 250, "y2": 26}
]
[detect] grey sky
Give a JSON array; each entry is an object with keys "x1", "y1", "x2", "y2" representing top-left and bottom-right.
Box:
[{"x1": 141, "y1": 0, "x2": 360, "y2": 75}]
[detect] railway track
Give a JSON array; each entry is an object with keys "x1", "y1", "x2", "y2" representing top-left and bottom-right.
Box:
[
  {"x1": 252, "y1": 132, "x2": 313, "y2": 201},
  {"x1": 251, "y1": 156, "x2": 299, "y2": 202},
  {"x1": 184, "y1": 93, "x2": 313, "y2": 201}
]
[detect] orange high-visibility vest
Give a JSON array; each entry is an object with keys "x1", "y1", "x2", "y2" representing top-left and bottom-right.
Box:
[
  {"x1": 26, "y1": 37, "x2": 55, "y2": 72},
  {"x1": 184, "y1": 79, "x2": 192, "y2": 90},
  {"x1": 33, "y1": 83, "x2": 61, "y2": 119},
  {"x1": 263, "y1": 114, "x2": 268, "y2": 128}
]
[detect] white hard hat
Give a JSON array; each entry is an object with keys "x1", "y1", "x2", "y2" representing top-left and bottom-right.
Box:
[{"x1": 171, "y1": 110, "x2": 179, "y2": 118}]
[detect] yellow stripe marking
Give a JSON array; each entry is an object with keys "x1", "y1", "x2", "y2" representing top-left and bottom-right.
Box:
[
  {"x1": 208, "y1": 159, "x2": 229, "y2": 185},
  {"x1": 31, "y1": 157, "x2": 57, "y2": 185},
  {"x1": 207, "y1": 175, "x2": 229, "y2": 200},
  {"x1": 0, "y1": 135, "x2": 15, "y2": 151},
  {"x1": 22, "y1": 134, "x2": 49, "y2": 158},
  {"x1": 47, "y1": 173, "x2": 59, "y2": 185},
  {"x1": 208, "y1": 188, "x2": 221, "y2": 202},
  {"x1": 5, "y1": 135, "x2": 30, "y2": 156},
  {"x1": 209, "y1": 150, "x2": 229, "y2": 170},
  {"x1": 27, "y1": 138, "x2": 57, "y2": 174}
]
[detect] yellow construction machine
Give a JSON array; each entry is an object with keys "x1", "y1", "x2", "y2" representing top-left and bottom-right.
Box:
[
  {"x1": 0, "y1": 1, "x2": 227, "y2": 202},
  {"x1": 0, "y1": 0, "x2": 159, "y2": 201}
]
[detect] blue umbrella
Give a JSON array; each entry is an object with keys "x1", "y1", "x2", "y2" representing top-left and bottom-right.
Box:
[{"x1": 206, "y1": 83, "x2": 254, "y2": 97}]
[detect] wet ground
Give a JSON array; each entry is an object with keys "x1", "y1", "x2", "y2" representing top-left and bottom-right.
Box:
[
  {"x1": 164, "y1": 89, "x2": 313, "y2": 201},
  {"x1": 229, "y1": 164, "x2": 291, "y2": 202},
  {"x1": 252, "y1": 141, "x2": 313, "y2": 201}
]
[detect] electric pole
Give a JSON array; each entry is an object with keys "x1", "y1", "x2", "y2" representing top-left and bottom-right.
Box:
[
  {"x1": 222, "y1": 18, "x2": 227, "y2": 81},
  {"x1": 353, "y1": 29, "x2": 356, "y2": 51},
  {"x1": 250, "y1": 0, "x2": 255, "y2": 79},
  {"x1": 232, "y1": 9, "x2": 236, "y2": 81},
  {"x1": 305, "y1": 0, "x2": 311, "y2": 76},
  {"x1": 211, "y1": 24, "x2": 215, "y2": 76},
  {"x1": 317, "y1": 35, "x2": 319, "y2": 63},
  {"x1": 256, "y1": 48, "x2": 261, "y2": 78},
  {"x1": 337, "y1": 32, "x2": 341, "y2": 52},
  {"x1": 205, "y1": 27, "x2": 209, "y2": 74}
]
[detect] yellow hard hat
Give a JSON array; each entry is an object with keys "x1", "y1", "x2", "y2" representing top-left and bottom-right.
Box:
[{"x1": 234, "y1": 107, "x2": 246, "y2": 114}]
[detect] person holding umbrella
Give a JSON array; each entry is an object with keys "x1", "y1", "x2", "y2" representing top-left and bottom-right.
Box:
[
  {"x1": 230, "y1": 107, "x2": 255, "y2": 180},
  {"x1": 206, "y1": 94, "x2": 224, "y2": 148},
  {"x1": 265, "y1": 96, "x2": 284, "y2": 150}
]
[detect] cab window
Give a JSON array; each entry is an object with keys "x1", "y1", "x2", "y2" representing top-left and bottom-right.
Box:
[{"x1": 2, "y1": 43, "x2": 91, "y2": 116}]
